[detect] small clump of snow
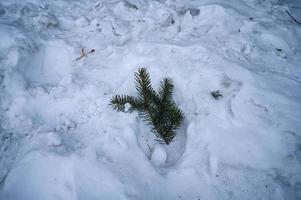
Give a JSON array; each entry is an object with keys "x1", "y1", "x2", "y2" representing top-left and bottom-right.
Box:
[
  {"x1": 123, "y1": 102, "x2": 132, "y2": 112},
  {"x1": 151, "y1": 144, "x2": 167, "y2": 166}
]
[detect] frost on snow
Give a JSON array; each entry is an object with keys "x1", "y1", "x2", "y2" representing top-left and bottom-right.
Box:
[{"x1": 0, "y1": 0, "x2": 301, "y2": 200}]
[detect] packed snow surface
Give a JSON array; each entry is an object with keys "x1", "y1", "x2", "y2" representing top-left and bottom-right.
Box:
[{"x1": 0, "y1": 0, "x2": 301, "y2": 199}]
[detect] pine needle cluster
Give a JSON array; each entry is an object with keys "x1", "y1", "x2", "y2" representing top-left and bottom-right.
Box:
[
  {"x1": 110, "y1": 68, "x2": 184, "y2": 145},
  {"x1": 210, "y1": 90, "x2": 223, "y2": 100}
]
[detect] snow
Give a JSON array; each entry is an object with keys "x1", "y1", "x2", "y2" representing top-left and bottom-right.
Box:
[
  {"x1": 151, "y1": 144, "x2": 167, "y2": 166},
  {"x1": 0, "y1": 0, "x2": 301, "y2": 199}
]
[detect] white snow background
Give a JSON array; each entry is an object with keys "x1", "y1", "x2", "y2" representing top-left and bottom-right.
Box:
[{"x1": 0, "y1": 0, "x2": 301, "y2": 199}]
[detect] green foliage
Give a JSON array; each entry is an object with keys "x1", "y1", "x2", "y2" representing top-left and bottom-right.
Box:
[
  {"x1": 110, "y1": 68, "x2": 184, "y2": 145},
  {"x1": 211, "y1": 90, "x2": 223, "y2": 100}
]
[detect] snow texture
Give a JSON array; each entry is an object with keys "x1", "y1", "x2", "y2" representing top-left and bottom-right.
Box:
[{"x1": 0, "y1": 0, "x2": 301, "y2": 199}]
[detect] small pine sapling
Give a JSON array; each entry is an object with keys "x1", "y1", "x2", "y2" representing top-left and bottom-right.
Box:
[{"x1": 110, "y1": 68, "x2": 184, "y2": 145}]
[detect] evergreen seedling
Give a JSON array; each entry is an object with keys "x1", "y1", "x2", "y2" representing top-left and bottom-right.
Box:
[{"x1": 110, "y1": 68, "x2": 184, "y2": 145}]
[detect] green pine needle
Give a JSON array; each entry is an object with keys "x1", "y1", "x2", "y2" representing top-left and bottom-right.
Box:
[{"x1": 110, "y1": 68, "x2": 184, "y2": 145}]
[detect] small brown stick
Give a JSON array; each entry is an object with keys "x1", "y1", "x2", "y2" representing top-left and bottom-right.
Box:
[{"x1": 74, "y1": 48, "x2": 95, "y2": 61}]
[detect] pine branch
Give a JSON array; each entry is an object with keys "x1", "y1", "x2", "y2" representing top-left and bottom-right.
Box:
[
  {"x1": 133, "y1": 68, "x2": 161, "y2": 135},
  {"x1": 134, "y1": 68, "x2": 160, "y2": 106},
  {"x1": 135, "y1": 68, "x2": 153, "y2": 101},
  {"x1": 109, "y1": 95, "x2": 143, "y2": 112},
  {"x1": 157, "y1": 78, "x2": 174, "y2": 127},
  {"x1": 160, "y1": 101, "x2": 184, "y2": 144},
  {"x1": 110, "y1": 68, "x2": 184, "y2": 145},
  {"x1": 158, "y1": 78, "x2": 173, "y2": 102}
]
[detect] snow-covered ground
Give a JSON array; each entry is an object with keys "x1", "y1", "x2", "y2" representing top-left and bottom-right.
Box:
[{"x1": 0, "y1": 0, "x2": 301, "y2": 199}]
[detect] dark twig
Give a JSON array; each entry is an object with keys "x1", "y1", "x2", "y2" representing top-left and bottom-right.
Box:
[
  {"x1": 286, "y1": 10, "x2": 301, "y2": 25},
  {"x1": 147, "y1": 143, "x2": 152, "y2": 153}
]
